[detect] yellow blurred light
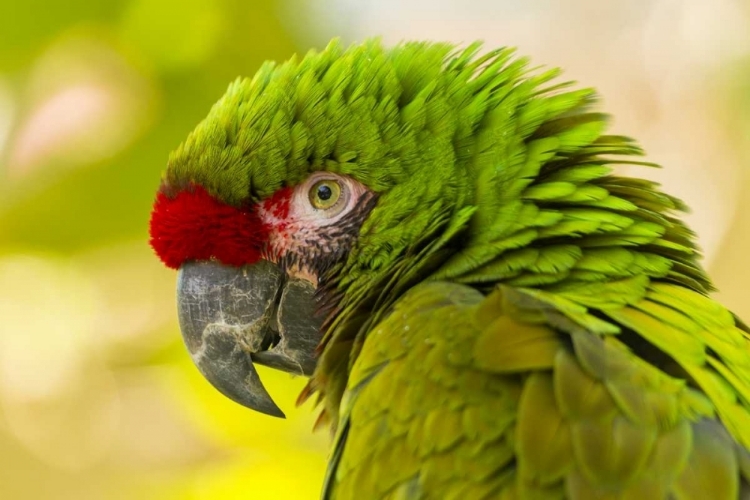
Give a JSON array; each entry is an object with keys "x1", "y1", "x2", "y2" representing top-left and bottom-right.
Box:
[
  {"x1": 0, "y1": 77, "x2": 14, "y2": 165},
  {"x1": 0, "y1": 254, "x2": 121, "y2": 471},
  {"x1": 1, "y1": 363, "x2": 121, "y2": 472},
  {"x1": 106, "y1": 366, "x2": 222, "y2": 469},
  {"x1": 120, "y1": 0, "x2": 225, "y2": 72},
  {"x1": 83, "y1": 242, "x2": 177, "y2": 354},
  {"x1": 188, "y1": 449, "x2": 326, "y2": 500},
  {"x1": 0, "y1": 254, "x2": 100, "y2": 401}
]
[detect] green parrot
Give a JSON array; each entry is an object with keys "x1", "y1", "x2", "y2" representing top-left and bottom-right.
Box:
[{"x1": 149, "y1": 39, "x2": 750, "y2": 499}]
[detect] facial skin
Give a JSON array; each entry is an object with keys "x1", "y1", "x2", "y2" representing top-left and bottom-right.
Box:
[{"x1": 257, "y1": 172, "x2": 373, "y2": 287}]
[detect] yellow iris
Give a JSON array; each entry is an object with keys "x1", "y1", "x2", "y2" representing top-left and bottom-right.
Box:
[{"x1": 309, "y1": 179, "x2": 341, "y2": 210}]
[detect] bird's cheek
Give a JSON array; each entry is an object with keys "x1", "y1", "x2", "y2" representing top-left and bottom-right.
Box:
[
  {"x1": 257, "y1": 196, "x2": 326, "y2": 285},
  {"x1": 266, "y1": 230, "x2": 320, "y2": 287},
  {"x1": 285, "y1": 264, "x2": 319, "y2": 288},
  {"x1": 262, "y1": 224, "x2": 295, "y2": 261}
]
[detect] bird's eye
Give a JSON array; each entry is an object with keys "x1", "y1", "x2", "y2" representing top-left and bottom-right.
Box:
[{"x1": 309, "y1": 179, "x2": 342, "y2": 210}]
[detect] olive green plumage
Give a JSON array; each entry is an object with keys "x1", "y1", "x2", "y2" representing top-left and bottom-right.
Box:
[
  {"x1": 325, "y1": 282, "x2": 750, "y2": 499},
  {"x1": 166, "y1": 38, "x2": 750, "y2": 498}
]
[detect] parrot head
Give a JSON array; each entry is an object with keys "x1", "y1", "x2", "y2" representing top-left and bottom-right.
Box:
[
  {"x1": 150, "y1": 39, "x2": 480, "y2": 419},
  {"x1": 149, "y1": 38, "x2": 706, "y2": 422}
]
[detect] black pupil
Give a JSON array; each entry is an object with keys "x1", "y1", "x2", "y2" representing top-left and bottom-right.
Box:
[{"x1": 317, "y1": 184, "x2": 333, "y2": 201}]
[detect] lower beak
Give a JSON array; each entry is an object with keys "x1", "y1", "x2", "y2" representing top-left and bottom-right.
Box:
[{"x1": 176, "y1": 260, "x2": 321, "y2": 418}]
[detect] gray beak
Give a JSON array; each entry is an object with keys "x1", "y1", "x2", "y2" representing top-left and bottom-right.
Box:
[{"x1": 176, "y1": 260, "x2": 321, "y2": 418}]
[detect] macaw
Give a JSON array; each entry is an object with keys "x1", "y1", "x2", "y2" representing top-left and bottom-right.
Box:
[{"x1": 149, "y1": 39, "x2": 750, "y2": 499}]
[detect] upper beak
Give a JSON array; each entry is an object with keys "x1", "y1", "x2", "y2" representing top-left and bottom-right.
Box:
[{"x1": 176, "y1": 260, "x2": 322, "y2": 418}]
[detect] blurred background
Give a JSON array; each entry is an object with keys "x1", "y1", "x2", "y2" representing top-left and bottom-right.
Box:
[{"x1": 0, "y1": 0, "x2": 748, "y2": 498}]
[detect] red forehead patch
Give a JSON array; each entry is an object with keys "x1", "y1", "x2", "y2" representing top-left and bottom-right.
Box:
[{"x1": 149, "y1": 185, "x2": 268, "y2": 269}]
